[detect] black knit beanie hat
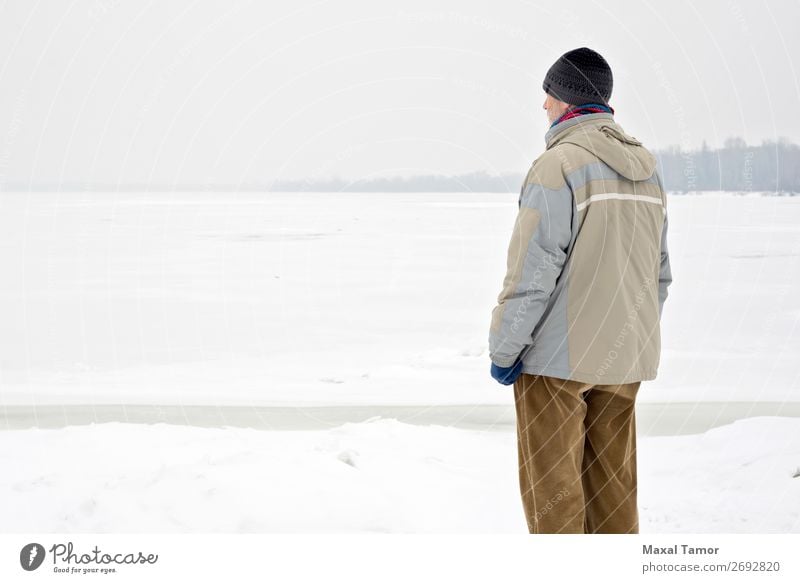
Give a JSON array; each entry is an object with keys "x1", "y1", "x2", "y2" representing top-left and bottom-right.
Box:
[{"x1": 542, "y1": 47, "x2": 613, "y2": 106}]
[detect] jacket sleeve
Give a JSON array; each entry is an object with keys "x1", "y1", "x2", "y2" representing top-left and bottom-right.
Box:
[
  {"x1": 658, "y1": 212, "x2": 672, "y2": 317},
  {"x1": 488, "y1": 158, "x2": 573, "y2": 367}
]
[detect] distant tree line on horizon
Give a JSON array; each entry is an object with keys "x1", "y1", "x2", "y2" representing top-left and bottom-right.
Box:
[
  {"x1": 6, "y1": 137, "x2": 798, "y2": 194},
  {"x1": 657, "y1": 137, "x2": 799, "y2": 194},
  {"x1": 271, "y1": 137, "x2": 800, "y2": 194}
]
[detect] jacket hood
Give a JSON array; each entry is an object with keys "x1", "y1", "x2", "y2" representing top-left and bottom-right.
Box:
[{"x1": 545, "y1": 114, "x2": 656, "y2": 181}]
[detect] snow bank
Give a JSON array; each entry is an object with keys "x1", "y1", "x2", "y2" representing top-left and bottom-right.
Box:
[{"x1": 1, "y1": 416, "x2": 797, "y2": 533}]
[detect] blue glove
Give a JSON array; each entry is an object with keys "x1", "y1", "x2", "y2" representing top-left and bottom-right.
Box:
[{"x1": 490, "y1": 359, "x2": 524, "y2": 385}]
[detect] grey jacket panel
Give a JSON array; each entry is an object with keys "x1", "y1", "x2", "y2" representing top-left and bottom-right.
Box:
[
  {"x1": 488, "y1": 170, "x2": 573, "y2": 367},
  {"x1": 655, "y1": 172, "x2": 673, "y2": 317}
]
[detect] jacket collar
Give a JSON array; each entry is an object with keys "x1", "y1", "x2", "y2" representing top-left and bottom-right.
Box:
[{"x1": 545, "y1": 112, "x2": 615, "y2": 150}]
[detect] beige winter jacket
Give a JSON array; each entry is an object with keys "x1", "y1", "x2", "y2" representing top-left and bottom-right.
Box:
[{"x1": 489, "y1": 112, "x2": 672, "y2": 385}]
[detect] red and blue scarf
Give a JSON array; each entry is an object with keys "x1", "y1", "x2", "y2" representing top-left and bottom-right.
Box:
[{"x1": 550, "y1": 102, "x2": 614, "y2": 129}]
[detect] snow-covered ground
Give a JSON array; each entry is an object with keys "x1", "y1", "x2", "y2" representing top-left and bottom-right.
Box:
[
  {"x1": 0, "y1": 416, "x2": 797, "y2": 533},
  {"x1": 1, "y1": 191, "x2": 799, "y2": 532}
]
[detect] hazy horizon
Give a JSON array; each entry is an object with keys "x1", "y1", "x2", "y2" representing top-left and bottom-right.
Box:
[{"x1": 1, "y1": 0, "x2": 798, "y2": 189}]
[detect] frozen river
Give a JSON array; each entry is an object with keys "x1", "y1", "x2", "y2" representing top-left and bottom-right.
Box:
[{"x1": 1, "y1": 191, "x2": 799, "y2": 409}]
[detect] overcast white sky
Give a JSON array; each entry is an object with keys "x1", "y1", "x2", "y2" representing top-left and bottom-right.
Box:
[{"x1": 0, "y1": 0, "x2": 797, "y2": 188}]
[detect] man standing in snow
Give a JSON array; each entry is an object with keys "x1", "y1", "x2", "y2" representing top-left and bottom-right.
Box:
[{"x1": 488, "y1": 47, "x2": 672, "y2": 534}]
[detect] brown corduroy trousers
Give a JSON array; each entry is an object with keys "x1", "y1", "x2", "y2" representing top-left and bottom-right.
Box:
[{"x1": 513, "y1": 373, "x2": 641, "y2": 534}]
